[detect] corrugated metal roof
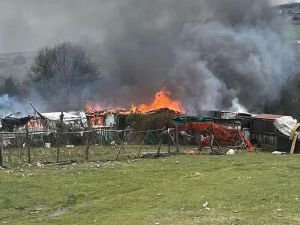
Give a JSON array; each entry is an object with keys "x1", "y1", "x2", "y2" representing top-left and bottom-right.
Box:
[{"x1": 252, "y1": 114, "x2": 284, "y2": 120}]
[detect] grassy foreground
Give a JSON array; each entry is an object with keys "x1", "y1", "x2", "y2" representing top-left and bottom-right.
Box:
[{"x1": 0, "y1": 152, "x2": 300, "y2": 225}]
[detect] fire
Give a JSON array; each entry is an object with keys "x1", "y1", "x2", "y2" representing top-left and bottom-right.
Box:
[
  {"x1": 85, "y1": 101, "x2": 103, "y2": 113},
  {"x1": 84, "y1": 101, "x2": 104, "y2": 126},
  {"x1": 132, "y1": 89, "x2": 185, "y2": 113},
  {"x1": 27, "y1": 118, "x2": 43, "y2": 129}
]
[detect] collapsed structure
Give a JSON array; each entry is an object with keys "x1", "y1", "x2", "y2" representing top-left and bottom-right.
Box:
[{"x1": 0, "y1": 106, "x2": 296, "y2": 154}]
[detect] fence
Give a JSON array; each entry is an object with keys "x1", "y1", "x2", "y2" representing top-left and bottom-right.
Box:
[{"x1": 0, "y1": 127, "x2": 186, "y2": 167}]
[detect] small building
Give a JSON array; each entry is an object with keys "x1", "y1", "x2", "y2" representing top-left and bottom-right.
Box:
[
  {"x1": 250, "y1": 114, "x2": 285, "y2": 151},
  {"x1": 250, "y1": 114, "x2": 300, "y2": 153},
  {"x1": 85, "y1": 108, "x2": 129, "y2": 129}
]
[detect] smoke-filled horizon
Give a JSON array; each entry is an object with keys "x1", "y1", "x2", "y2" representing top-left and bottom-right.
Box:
[{"x1": 0, "y1": 0, "x2": 296, "y2": 114}]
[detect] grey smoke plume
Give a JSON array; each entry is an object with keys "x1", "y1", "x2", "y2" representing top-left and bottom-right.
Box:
[
  {"x1": 170, "y1": 20, "x2": 294, "y2": 113},
  {"x1": 88, "y1": 0, "x2": 294, "y2": 113},
  {"x1": 0, "y1": 0, "x2": 295, "y2": 113},
  {"x1": 0, "y1": 94, "x2": 30, "y2": 116}
]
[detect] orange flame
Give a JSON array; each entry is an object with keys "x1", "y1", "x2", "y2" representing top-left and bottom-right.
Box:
[
  {"x1": 84, "y1": 101, "x2": 104, "y2": 126},
  {"x1": 27, "y1": 118, "x2": 43, "y2": 129},
  {"x1": 85, "y1": 101, "x2": 103, "y2": 113},
  {"x1": 131, "y1": 89, "x2": 185, "y2": 113}
]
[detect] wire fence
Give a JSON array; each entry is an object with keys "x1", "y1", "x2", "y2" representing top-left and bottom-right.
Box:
[{"x1": 0, "y1": 127, "x2": 188, "y2": 167}]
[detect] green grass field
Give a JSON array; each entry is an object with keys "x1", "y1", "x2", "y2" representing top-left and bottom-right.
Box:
[{"x1": 0, "y1": 152, "x2": 300, "y2": 225}]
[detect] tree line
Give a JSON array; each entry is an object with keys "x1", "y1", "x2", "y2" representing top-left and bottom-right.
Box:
[{"x1": 0, "y1": 42, "x2": 101, "y2": 111}]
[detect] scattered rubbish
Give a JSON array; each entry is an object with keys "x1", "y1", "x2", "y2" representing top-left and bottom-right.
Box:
[
  {"x1": 180, "y1": 131, "x2": 194, "y2": 138},
  {"x1": 36, "y1": 162, "x2": 44, "y2": 168},
  {"x1": 226, "y1": 149, "x2": 236, "y2": 155},
  {"x1": 202, "y1": 201, "x2": 210, "y2": 210},
  {"x1": 154, "y1": 222, "x2": 160, "y2": 225},
  {"x1": 193, "y1": 217, "x2": 201, "y2": 222},
  {"x1": 272, "y1": 151, "x2": 286, "y2": 155},
  {"x1": 14, "y1": 205, "x2": 25, "y2": 210},
  {"x1": 186, "y1": 150, "x2": 200, "y2": 156},
  {"x1": 234, "y1": 210, "x2": 239, "y2": 213},
  {"x1": 45, "y1": 143, "x2": 51, "y2": 148},
  {"x1": 142, "y1": 152, "x2": 170, "y2": 158},
  {"x1": 47, "y1": 208, "x2": 68, "y2": 218},
  {"x1": 66, "y1": 145, "x2": 74, "y2": 148}
]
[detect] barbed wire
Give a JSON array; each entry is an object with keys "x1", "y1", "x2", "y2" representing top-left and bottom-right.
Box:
[{"x1": 0, "y1": 127, "x2": 165, "y2": 136}]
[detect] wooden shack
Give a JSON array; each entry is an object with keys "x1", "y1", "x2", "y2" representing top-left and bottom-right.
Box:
[
  {"x1": 232, "y1": 113, "x2": 300, "y2": 153},
  {"x1": 250, "y1": 114, "x2": 283, "y2": 151}
]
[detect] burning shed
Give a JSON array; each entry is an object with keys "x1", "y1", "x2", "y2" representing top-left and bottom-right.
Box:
[
  {"x1": 85, "y1": 108, "x2": 130, "y2": 129},
  {"x1": 1, "y1": 115, "x2": 32, "y2": 132},
  {"x1": 28, "y1": 111, "x2": 87, "y2": 132}
]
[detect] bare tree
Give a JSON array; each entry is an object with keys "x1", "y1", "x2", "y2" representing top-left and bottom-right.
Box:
[{"x1": 28, "y1": 42, "x2": 100, "y2": 111}]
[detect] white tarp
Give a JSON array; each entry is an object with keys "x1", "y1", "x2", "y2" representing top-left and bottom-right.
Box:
[
  {"x1": 274, "y1": 116, "x2": 298, "y2": 137},
  {"x1": 41, "y1": 112, "x2": 87, "y2": 124},
  {"x1": 220, "y1": 112, "x2": 237, "y2": 119}
]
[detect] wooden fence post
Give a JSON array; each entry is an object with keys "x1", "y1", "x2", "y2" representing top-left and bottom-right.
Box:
[
  {"x1": 157, "y1": 138, "x2": 163, "y2": 156},
  {"x1": 176, "y1": 126, "x2": 179, "y2": 153},
  {"x1": 56, "y1": 133, "x2": 60, "y2": 163},
  {"x1": 157, "y1": 128, "x2": 166, "y2": 156},
  {"x1": 84, "y1": 119, "x2": 93, "y2": 161},
  {"x1": 56, "y1": 112, "x2": 64, "y2": 163},
  {"x1": 137, "y1": 131, "x2": 150, "y2": 157},
  {"x1": 0, "y1": 135, "x2": 3, "y2": 167},
  {"x1": 26, "y1": 124, "x2": 31, "y2": 164},
  {"x1": 116, "y1": 128, "x2": 131, "y2": 160}
]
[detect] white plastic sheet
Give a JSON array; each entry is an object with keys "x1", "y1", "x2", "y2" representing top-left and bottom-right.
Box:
[{"x1": 273, "y1": 116, "x2": 298, "y2": 137}]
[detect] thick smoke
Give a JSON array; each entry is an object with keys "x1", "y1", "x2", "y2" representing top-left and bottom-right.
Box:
[
  {"x1": 170, "y1": 20, "x2": 294, "y2": 113},
  {"x1": 88, "y1": 0, "x2": 294, "y2": 113},
  {"x1": 0, "y1": 94, "x2": 30, "y2": 116},
  {"x1": 0, "y1": 0, "x2": 295, "y2": 113}
]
